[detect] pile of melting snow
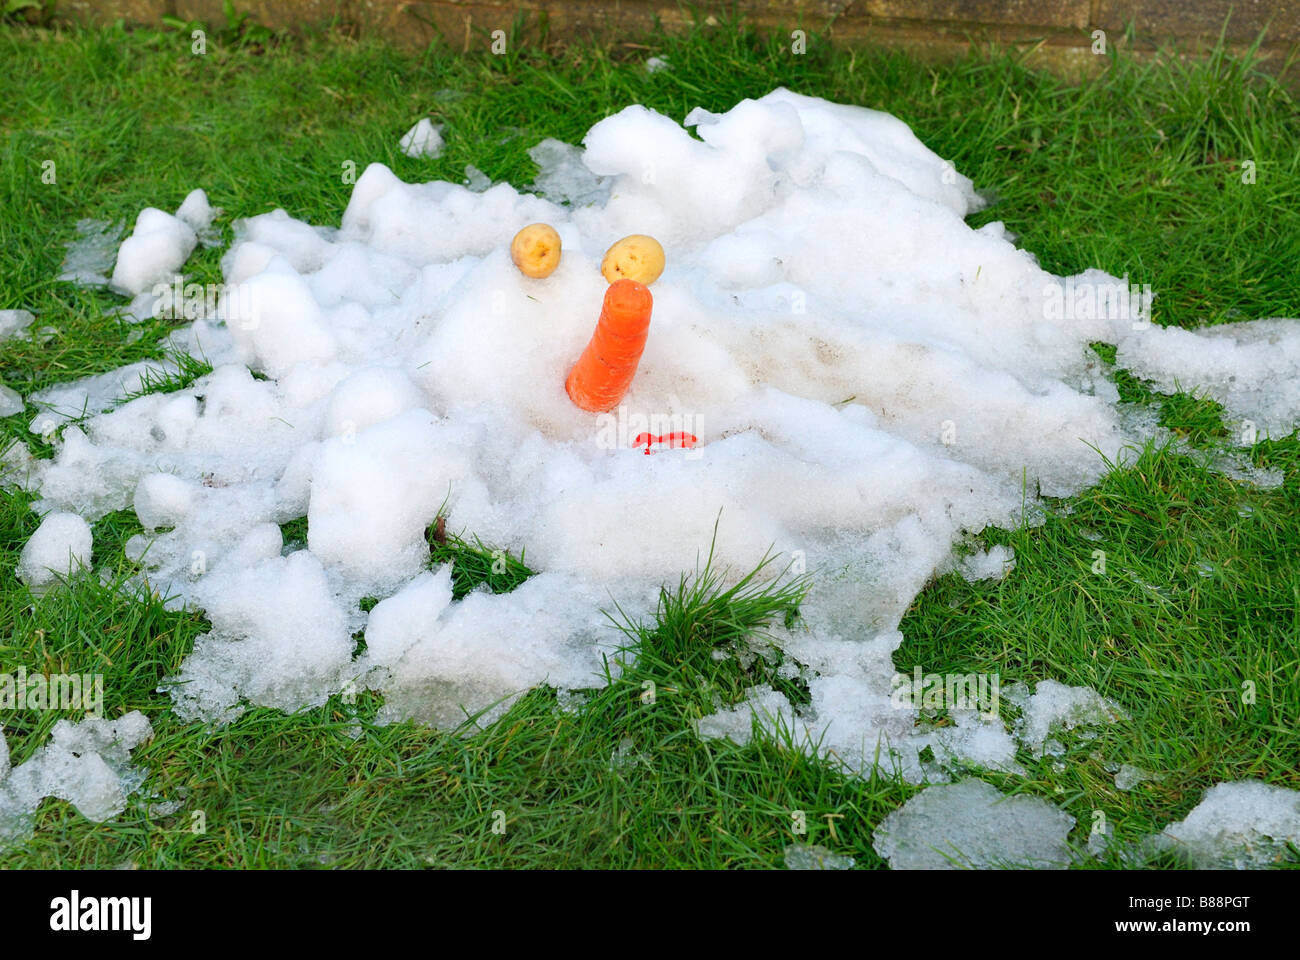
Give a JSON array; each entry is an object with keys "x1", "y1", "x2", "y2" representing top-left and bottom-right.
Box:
[{"x1": 6, "y1": 89, "x2": 1300, "y2": 855}]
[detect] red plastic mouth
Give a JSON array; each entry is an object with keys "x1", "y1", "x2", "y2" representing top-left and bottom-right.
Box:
[{"x1": 633, "y1": 432, "x2": 699, "y2": 455}]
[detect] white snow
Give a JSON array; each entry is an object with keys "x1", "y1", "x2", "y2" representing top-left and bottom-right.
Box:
[
  {"x1": 873, "y1": 779, "x2": 1076, "y2": 869},
  {"x1": 176, "y1": 187, "x2": 220, "y2": 239},
  {"x1": 1156, "y1": 780, "x2": 1300, "y2": 869},
  {"x1": 13, "y1": 89, "x2": 1299, "y2": 798},
  {"x1": 111, "y1": 207, "x2": 198, "y2": 296},
  {"x1": 399, "y1": 118, "x2": 444, "y2": 159},
  {"x1": 0, "y1": 712, "x2": 153, "y2": 847},
  {"x1": 17, "y1": 511, "x2": 93, "y2": 589}
]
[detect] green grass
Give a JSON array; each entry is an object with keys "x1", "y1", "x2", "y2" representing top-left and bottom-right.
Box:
[{"x1": 1, "y1": 16, "x2": 1298, "y2": 868}]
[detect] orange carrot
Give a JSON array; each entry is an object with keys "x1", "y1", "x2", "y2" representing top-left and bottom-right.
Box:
[{"x1": 565, "y1": 279, "x2": 653, "y2": 413}]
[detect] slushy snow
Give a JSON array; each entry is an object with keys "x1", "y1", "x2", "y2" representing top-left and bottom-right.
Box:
[
  {"x1": 873, "y1": 779, "x2": 1077, "y2": 869},
  {"x1": 1006, "y1": 679, "x2": 1125, "y2": 757},
  {"x1": 0, "y1": 712, "x2": 153, "y2": 847},
  {"x1": 11, "y1": 90, "x2": 1300, "y2": 844}
]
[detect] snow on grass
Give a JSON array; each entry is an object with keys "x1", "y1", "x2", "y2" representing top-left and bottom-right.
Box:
[{"x1": 9, "y1": 89, "x2": 1300, "y2": 850}]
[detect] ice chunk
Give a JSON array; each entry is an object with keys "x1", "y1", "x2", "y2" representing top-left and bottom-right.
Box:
[
  {"x1": 133, "y1": 473, "x2": 197, "y2": 531},
  {"x1": 57, "y1": 220, "x2": 124, "y2": 287},
  {"x1": 462, "y1": 165, "x2": 491, "y2": 192},
  {"x1": 373, "y1": 572, "x2": 645, "y2": 731},
  {"x1": 307, "y1": 409, "x2": 444, "y2": 594},
  {"x1": 363, "y1": 566, "x2": 455, "y2": 668},
  {"x1": 527, "y1": 139, "x2": 612, "y2": 207},
  {"x1": 0, "y1": 712, "x2": 153, "y2": 847},
  {"x1": 18, "y1": 511, "x2": 92, "y2": 588},
  {"x1": 226, "y1": 269, "x2": 337, "y2": 378},
  {"x1": 873, "y1": 780, "x2": 1076, "y2": 869},
  {"x1": 0, "y1": 384, "x2": 23, "y2": 417},
  {"x1": 1158, "y1": 780, "x2": 1300, "y2": 869},
  {"x1": 784, "y1": 843, "x2": 854, "y2": 870},
  {"x1": 399, "y1": 118, "x2": 444, "y2": 159},
  {"x1": 110, "y1": 207, "x2": 198, "y2": 295},
  {"x1": 0, "y1": 308, "x2": 36, "y2": 341},
  {"x1": 323, "y1": 366, "x2": 425, "y2": 437},
  {"x1": 1114, "y1": 763, "x2": 1161, "y2": 791}
]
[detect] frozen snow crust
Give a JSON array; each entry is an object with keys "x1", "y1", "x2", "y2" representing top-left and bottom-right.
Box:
[{"x1": 11, "y1": 90, "x2": 1300, "y2": 859}]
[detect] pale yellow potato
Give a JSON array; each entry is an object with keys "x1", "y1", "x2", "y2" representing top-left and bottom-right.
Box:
[
  {"x1": 600, "y1": 234, "x2": 665, "y2": 285},
  {"x1": 510, "y1": 223, "x2": 562, "y2": 278}
]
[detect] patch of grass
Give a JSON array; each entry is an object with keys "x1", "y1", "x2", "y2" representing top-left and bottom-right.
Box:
[
  {"x1": 425, "y1": 522, "x2": 534, "y2": 599},
  {"x1": 0, "y1": 19, "x2": 1297, "y2": 869}
]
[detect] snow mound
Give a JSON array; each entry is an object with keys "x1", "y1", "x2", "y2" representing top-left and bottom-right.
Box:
[
  {"x1": 0, "y1": 713, "x2": 153, "y2": 847},
  {"x1": 111, "y1": 207, "x2": 198, "y2": 296},
  {"x1": 1157, "y1": 780, "x2": 1300, "y2": 869},
  {"x1": 18, "y1": 511, "x2": 92, "y2": 589},
  {"x1": 16, "y1": 90, "x2": 1299, "y2": 777},
  {"x1": 873, "y1": 779, "x2": 1076, "y2": 869}
]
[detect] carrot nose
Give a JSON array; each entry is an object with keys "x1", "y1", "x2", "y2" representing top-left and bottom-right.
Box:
[{"x1": 602, "y1": 279, "x2": 653, "y2": 333}]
